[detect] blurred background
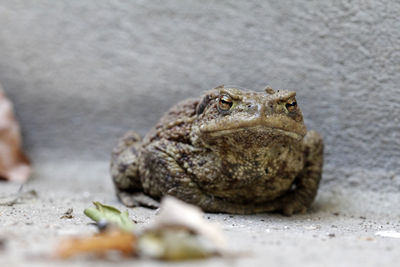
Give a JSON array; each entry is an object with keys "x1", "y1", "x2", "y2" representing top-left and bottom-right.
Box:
[{"x1": 0, "y1": 1, "x2": 399, "y2": 190}]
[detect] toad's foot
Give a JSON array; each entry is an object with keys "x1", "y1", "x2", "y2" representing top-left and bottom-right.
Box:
[{"x1": 117, "y1": 192, "x2": 159, "y2": 209}]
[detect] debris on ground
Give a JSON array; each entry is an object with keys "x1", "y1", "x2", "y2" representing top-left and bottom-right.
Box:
[
  {"x1": 0, "y1": 86, "x2": 31, "y2": 183},
  {"x1": 303, "y1": 225, "x2": 321, "y2": 230},
  {"x1": 60, "y1": 208, "x2": 74, "y2": 219},
  {"x1": 0, "y1": 187, "x2": 38, "y2": 206},
  {"x1": 84, "y1": 202, "x2": 136, "y2": 232},
  {"x1": 375, "y1": 230, "x2": 400, "y2": 239},
  {"x1": 56, "y1": 197, "x2": 226, "y2": 261}
]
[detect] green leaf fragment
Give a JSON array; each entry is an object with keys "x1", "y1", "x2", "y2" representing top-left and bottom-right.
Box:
[{"x1": 83, "y1": 201, "x2": 135, "y2": 232}]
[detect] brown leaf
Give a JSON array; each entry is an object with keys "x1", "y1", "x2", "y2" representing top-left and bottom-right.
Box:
[
  {"x1": 55, "y1": 229, "x2": 136, "y2": 259},
  {"x1": 0, "y1": 86, "x2": 31, "y2": 183}
]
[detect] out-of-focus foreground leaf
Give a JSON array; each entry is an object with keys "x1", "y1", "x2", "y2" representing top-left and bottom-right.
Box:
[
  {"x1": 55, "y1": 229, "x2": 136, "y2": 259},
  {"x1": 138, "y1": 228, "x2": 218, "y2": 261},
  {"x1": 138, "y1": 196, "x2": 225, "y2": 261},
  {"x1": 84, "y1": 202, "x2": 135, "y2": 232}
]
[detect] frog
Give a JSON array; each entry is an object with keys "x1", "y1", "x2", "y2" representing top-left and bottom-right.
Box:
[{"x1": 110, "y1": 85, "x2": 323, "y2": 215}]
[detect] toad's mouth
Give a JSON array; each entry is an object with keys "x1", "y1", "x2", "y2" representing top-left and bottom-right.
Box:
[
  {"x1": 199, "y1": 116, "x2": 307, "y2": 140},
  {"x1": 202, "y1": 125, "x2": 304, "y2": 140}
]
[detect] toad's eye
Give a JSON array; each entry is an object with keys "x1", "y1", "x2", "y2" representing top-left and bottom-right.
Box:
[
  {"x1": 285, "y1": 100, "x2": 297, "y2": 112},
  {"x1": 218, "y1": 94, "x2": 233, "y2": 113}
]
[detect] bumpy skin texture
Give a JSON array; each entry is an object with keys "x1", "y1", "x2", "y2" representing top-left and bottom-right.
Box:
[{"x1": 111, "y1": 86, "x2": 323, "y2": 215}]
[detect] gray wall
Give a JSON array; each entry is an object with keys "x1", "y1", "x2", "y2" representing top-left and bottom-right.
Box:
[{"x1": 0, "y1": 1, "x2": 399, "y2": 188}]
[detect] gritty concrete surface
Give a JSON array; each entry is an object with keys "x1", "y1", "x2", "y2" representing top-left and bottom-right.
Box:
[
  {"x1": 0, "y1": 161, "x2": 400, "y2": 267},
  {"x1": 0, "y1": 1, "x2": 400, "y2": 266}
]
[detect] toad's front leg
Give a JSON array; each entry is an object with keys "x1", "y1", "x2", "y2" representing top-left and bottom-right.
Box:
[
  {"x1": 110, "y1": 131, "x2": 161, "y2": 208},
  {"x1": 276, "y1": 130, "x2": 324, "y2": 215}
]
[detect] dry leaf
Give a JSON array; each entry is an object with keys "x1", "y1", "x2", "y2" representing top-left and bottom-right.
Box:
[
  {"x1": 150, "y1": 196, "x2": 225, "y2": 248},
  {"x1": 137, "y1": 196, "x2": 226, "y2": 261},
  {"x1": 138, "y1": 228, "x2": 218, "y2": 261},
  {"x1": 55, "y1": 228, "x2": 136, "y2": 259},
  {"x1": 0, "y1": 86, "x2": 31, "y2": 183}
]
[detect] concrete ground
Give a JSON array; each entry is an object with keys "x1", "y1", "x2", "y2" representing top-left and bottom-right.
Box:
[{"x1": 0, "y1": 160, "x2": 399, "y2": 267}]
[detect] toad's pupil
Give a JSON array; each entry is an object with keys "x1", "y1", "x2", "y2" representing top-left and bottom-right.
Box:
[
  {"x1": 221, "y1": 99, "x2": 231, "y2": 105},
  {"x1": 219, "y1": 96, "x2": 232, "y2": 110}
]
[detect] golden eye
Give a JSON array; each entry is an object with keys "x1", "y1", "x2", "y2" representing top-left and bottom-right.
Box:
[
  {"x1": 285, "y1": 100, "x2": 297, "y2": 112},
  {"x1": 218, "y1": 94, "x2": 233, "y2": 113}
]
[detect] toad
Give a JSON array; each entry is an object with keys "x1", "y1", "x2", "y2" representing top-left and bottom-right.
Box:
[{"x1": 111, "y1": 86, "x2": 323, "y2": 215}]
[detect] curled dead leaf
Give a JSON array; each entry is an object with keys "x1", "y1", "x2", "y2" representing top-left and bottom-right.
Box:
[
  {"x1": 150, "y1": 196, "x2": 225, "y2": 248},
  {"x1": 138, "y1": 228, "x2": 219, "y2": 261},
  {"x1": 138, "y1": 196, "x2": 226, "y2": 261},
  {"x1": 0, "y1": 86, "x2": 31, "y2": 183}
]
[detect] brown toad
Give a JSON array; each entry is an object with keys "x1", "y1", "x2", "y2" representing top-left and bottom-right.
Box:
[{"x1": 111, "y1": 86, "x2": 323, "y2": 215}]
